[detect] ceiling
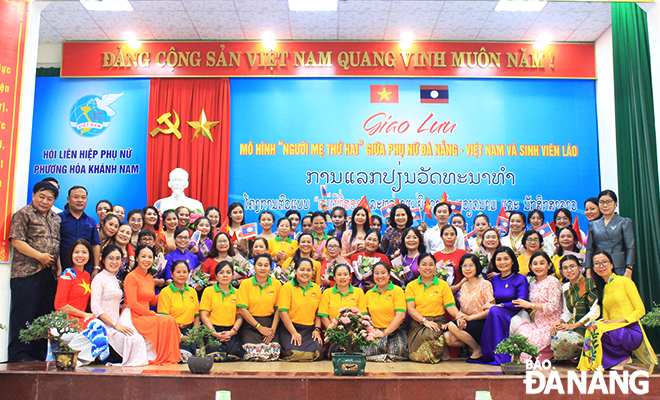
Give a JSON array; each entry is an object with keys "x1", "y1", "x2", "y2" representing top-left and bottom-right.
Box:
[{"x1": 38, "y1": 0, "x2": 612, "y2": 44}]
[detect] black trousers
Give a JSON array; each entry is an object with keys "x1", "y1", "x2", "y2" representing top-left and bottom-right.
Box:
[{"x1": 8, "y1": 268, "x2": 57, "y2": 362}]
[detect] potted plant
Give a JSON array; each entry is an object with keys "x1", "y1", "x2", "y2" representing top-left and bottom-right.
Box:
[
  {"x1": 494, "y1": 334, "x2": 540, "y2": 375},
  {"x1": 325, "y1": 307, "x2": 377, "y2": 376},
  {"x1": 19, "y1": 311, "x2": 82, "y2": 370},
  {"x1": 181, "y1": 325, "x2": 222, "y2": 374},
  {"x1": 641, "y1": 303, "x2": 660, "y2": 361}
]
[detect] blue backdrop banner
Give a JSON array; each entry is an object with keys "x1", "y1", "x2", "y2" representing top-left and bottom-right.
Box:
[
  {"x1": 28, "y1": 77, "x2": 150, "y2": 218},
  {"x1": 229, "y1": 77, "x2": 599, "y2": 230}
]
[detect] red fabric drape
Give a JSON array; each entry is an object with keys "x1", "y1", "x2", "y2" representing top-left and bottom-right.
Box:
[{"x1": 146, "y1": 78, "x2": 231, "y2": 214}]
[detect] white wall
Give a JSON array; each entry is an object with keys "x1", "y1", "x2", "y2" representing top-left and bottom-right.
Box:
[
  {"x1": 595, "y1": 25, "x2": 618, "y2": 193},
  {"x1": 0, "y1": 0, "x2": 47, "y2": 363}
]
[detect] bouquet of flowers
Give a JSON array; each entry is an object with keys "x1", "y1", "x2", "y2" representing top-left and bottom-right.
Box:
[
  {"x1": 148, "y1": 255, "x2": 168, "y2": 278},
  {"x1": 270, "y1": 264, "x2": 296, "y2": 284},
  {"x1": 190, "y1": 266, "x2": 210, "y2": 288},
  {"x1": 389, "y1": 262, "x2": 407, "y2": 285},
  {"x1": 188, "y1": 208, "x2": 205, "y2": 229},
  {"x1": 435, "y1": 260, "x2": 450, "y2": 282},
  {"x1": 325, "y1": 307, "x2": 377, "y2": 355},
  {"x1": 231, "y1": 256, "x2": 253, "y2": 282},
  {"x1": 352, "y1": 255, "x2": 379, "y2": 290},
  {"x1": 473, "y1": 250, "x2": 490, "y2": 271}
]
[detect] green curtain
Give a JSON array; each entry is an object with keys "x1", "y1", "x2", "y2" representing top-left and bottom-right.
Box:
[{"x1": 612, "y1": 3, "x2": 660, "y2": 309}]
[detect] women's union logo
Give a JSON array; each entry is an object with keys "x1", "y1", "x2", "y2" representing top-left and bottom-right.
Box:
[{"x1": 68, "y1": 93, "x2": 123, "y2": 137}]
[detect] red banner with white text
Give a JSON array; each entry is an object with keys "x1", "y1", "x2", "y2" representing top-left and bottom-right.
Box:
[
  {"x1": 61, "y1": 41, "x2": 596, "y2": 79},
  {"x1": 0, "y1": 0, "x2": 28, "y2": 261}
]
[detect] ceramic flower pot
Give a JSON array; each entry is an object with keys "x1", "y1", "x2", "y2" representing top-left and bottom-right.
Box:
[
  {"x1": 53, "y1": 350, "x2": 79, "y2": 371},
  {"x1": 332, "y1": 353, "x2": 367, "y2": 376},
  {"x1": 500, "y1": 362, "x2": 527, "y2": 375},
  {"x1": 187, "y1": 356, "x2": 214, "y2": 374}
]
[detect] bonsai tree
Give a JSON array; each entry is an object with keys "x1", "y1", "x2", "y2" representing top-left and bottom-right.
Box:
[
  {"x1": 641, "y1": 303, "x2": 660, "y2": 328},
  {"x1": 181, "y1": 325, "x2": 222, "y2": 357},
  {"x1": 19, "y1": 310, "x2": 82, "y2": 353},
  {"x1": 494, "y1": 334, "x2": 540, "y2": 364},
  {"x1": 325, "y1": 307, "x2": 377, "y2": 355}
]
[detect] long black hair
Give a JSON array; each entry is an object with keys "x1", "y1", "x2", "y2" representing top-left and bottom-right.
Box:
[
  {"x1": 591, "y1": 251, "x2": 615, "y2": 317},
  {"x1": 349, "y1": 206, "x2": 371, "y2": 247}
]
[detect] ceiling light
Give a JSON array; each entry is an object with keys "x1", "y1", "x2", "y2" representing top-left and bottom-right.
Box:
[
  {"x1": 262, "y1": 32, "x2": 276, "y2": 51},
  {"x1": 399, "y1": 33, "x2": 414, "y2": 50},
  {"x1": 495, "y1": 1, "x2": 547, "y2": 12},
  {"x1": 124, "y1": 32, "x2": 141, "y2": 49},
  {"x1": 288, "y1": 0, "x2": 337, "y2": 12},
  {"x1": 533, "y1": 33, "x2": 552, "y2": 50},
  {"x1": 81, "y1": 0, "x2": 133, "y2": 11}
]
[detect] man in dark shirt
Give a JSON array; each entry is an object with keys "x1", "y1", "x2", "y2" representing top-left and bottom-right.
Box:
[
  {"x1": 8, "y1": 181, "x2": 61, "y2": 362},
  {"x1": 58, "y1": 186, "x2": 101, "y2": 275}
]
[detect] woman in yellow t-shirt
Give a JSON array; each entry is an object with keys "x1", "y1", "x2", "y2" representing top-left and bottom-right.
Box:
[
  {"x1": 406, "y1": 253, "x2": 466, "y2": 364},
  {"x1": 364, "y1": 261, "x2": 408, "y2": 362},
  {"x1": 278, "y1": 258, "x2": 323, "y2": 361},
  {"x1": 199, "y1": 261, "x2": 244, "y2": 361},
  {"x1": 237, "y1": 254, "x2": 282, "y2": 362}
]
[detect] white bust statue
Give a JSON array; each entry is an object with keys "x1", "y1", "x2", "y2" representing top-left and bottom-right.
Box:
[{"x1": 154, "y1": 168, "x2": 204, "y2": 213}]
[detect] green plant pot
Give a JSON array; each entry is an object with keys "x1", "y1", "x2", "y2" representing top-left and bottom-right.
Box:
[
  {"x1": 500, "y1": 362, "x2": 527, "y2": 375},
  {"x1": 53, "y1": 350, "x2": 79, "y2": 371},
  {"x1": 188, "y1": 356, "x2": 214, "y2": 374},
  {"x1": 332, "y1": 353, "x2": 367, "y2": 376}
]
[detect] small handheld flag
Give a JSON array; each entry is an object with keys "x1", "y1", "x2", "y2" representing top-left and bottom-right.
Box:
[
  {"x1": 237, "y1": 223, "x2": 258, "y2": 240},
  {"x1": 440, "y1": 191, "x2": 448, "y2": 203},
  {"x1": 381, "y1": 203, "x2": 395, "y2": 220},
  {"x1": 218, "y1": 219, "x2": 230, "y2": 234},
  {"x1": 411, "y1": 208, "x2": 423, "y2": 222},
  {"x1": 447, "y1": 200, "x2": 462, "y2": 214},
  {"x1": 496, "y1": 205, "x2": 509, "y2": 235},
  {"x1": 465, "y1": 230, "x2": 476, "y2": 249},
  {"x1": 537, "y1": 222, "x2": 554, "y2": 238},
  {"x1": 572, "y1": 215, "x2": 584, "y2": 245},
  {"x1": 320, "y1": 185, "x2": 330, "y2": 199},
  {"x1": 394, "y1": 197, "x2": 400, "y2": 205},
  {"x1": 424, "y1": 197, "x2": 433, "y2": 219},
  {"x1": 357, "y1": 196, "x2": 371, "y2": 215}
]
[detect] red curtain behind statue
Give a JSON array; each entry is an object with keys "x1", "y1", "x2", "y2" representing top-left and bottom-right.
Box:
[{"x1": 147, "y1": 78, "x2": 231, "y2": 215}]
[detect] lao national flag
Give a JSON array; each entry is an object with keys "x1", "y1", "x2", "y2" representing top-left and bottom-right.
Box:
[
  {"x1": 496, "y1": 205, "x2": 509, "y2": 232},
  {"x1": 370, "y1": 85, "x2": 399, "y2": 103},
  {"x1": 447, "y1": 200, "x2": 462, "y2": 214},
  {"x1": 320, "y1": 185, "x2": 330, "y2": 199},
  {"x1": 381, "y1": 203, "x2": 395, "y2": 220},
  {"x1": 420, "y1": 85, "x2": 448, "y2": 104},
  {"x1": 424, "y1": 197, "x2": 433, "y2": 219},
  {"x1": 537, "y1": 222, "x2": 554, "y2": 238},
  {"x1": 237, "y1": 223, "x2": 258, "y2": 240},
  {"x1": 411, "y1": 208, "x2": 422, "y2": 222},
  {"x1": 465, "y1": 230, "x2": 476, "y2": 248}
]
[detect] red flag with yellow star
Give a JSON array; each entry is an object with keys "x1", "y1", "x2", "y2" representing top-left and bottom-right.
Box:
[
  {"x1": 394, "y1": 197, "x2": 400, "y2": 205},
  {"x1": 440, "y1": 191, "x2": 448, "y2": 202},
  {"x1": 370, "y1": 85, "x2": 399, "y2": 103},
  {"x1": 357, "y1": 196, "x2": 371, "y2": 216},
  {"x1": 424, "y1": 197, "x2": 433, "y2": 219},
  {"x1": 218, "y1": 219, "x2": 230, "y2": 234}
]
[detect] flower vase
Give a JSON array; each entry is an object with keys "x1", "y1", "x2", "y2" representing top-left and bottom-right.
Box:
[
  {"x1": 331, "y1": 352, "x2": 367, "y2": 376},
  {"x1": 53, "y1": 350, "x2": 80, "y2": 371}
]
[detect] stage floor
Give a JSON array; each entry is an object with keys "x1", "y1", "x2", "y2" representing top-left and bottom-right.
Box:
[{"x1": 1, "y1": 359, "x2": 658, "y2": 400}]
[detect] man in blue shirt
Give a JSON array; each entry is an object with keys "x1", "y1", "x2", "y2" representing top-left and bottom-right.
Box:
[{"x1": 58, "y1": 186, "x2": 101, "y2": 275}]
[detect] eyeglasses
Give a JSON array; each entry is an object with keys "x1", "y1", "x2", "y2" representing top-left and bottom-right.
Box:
[
  {"x1": 593, "y1": 260, "x2": 610, "y2": 268},
  {"x1": 561, "y1": 265, "x2": 579, "y2": 272},
  {"x1": 176, "y1": 236, "x2": 190, "y2": 241},
  {"x1": 599, "y1": 200, "x2": 614, "y2": 206},
  {"x1": 527, "y1": 238, "x2": 539, "y2": 243},
  {"x1": 327, "y1": 245, "x2": 340, "y2": 249}
]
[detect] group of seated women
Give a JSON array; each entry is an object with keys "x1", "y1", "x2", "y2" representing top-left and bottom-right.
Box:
[{"x1": 49, "y1": 190, "x2": 655, "y2": 370}]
